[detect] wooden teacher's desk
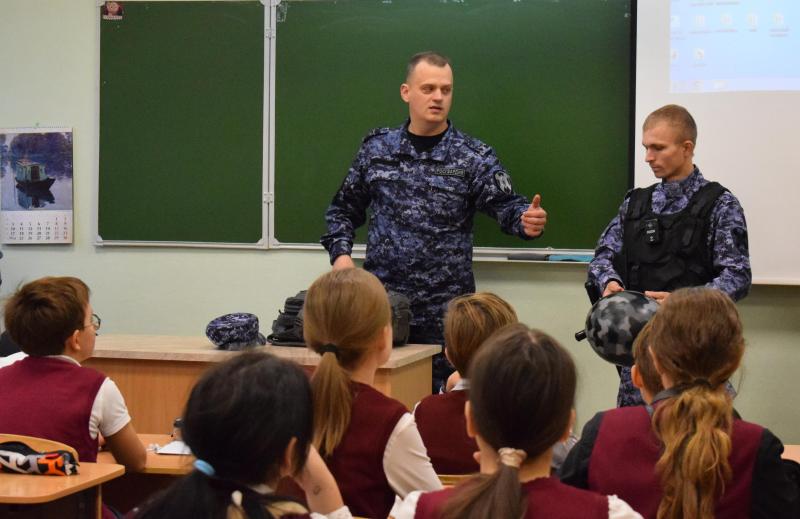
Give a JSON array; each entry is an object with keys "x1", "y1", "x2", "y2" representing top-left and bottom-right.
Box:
[
  {"x1": 0, "y1": 462, "x2": 124, "y2": 519},
  {"x1": 84, "y1": 335, "x2": 440, "y2": 434}
]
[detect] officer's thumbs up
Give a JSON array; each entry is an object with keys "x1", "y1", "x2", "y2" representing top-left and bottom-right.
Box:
[{"x1": 521, "y1": 193, "x2": 547, "y2": 238}]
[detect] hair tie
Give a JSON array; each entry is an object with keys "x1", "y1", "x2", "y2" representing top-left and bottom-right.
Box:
[
  {"x1": 690, "y1": 378, "x2": 713, "y2": 389},
  {"x1": 194, "y1": 459, "x2": 216, "y2": 477},
  {"x1": 497, "y1": 447, "x2": 527, "y2": 469},
  {"x1": 319, "y1": 343, "x2": 339, "y2": 357}
]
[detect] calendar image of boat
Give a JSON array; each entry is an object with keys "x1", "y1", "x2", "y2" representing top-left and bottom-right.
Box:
[
  {"x1": 16, "y1": 182, "x2": 55, "y2": 210},
  {"x1": 14, "y1": 159, "x2": 56, "y2": 190}
]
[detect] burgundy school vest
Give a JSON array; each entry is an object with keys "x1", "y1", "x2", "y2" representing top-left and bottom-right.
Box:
[
  {"x1": 0, "y1": 356, "x2": 106, "y2": 463},
  {"x1": 588, "y1": 406, "x2": 763, "y2": 519},
  {"x1": 325, "y1": 382, "x2": 407, "y2": 519},
  {"x1": 414, "y1": 390, "x2": 479, "y2": 474},
  {"x1": 415, "y1": 476, "x2": 608, "y2": 519}
]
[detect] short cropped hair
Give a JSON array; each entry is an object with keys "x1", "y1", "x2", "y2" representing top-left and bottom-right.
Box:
[
  {"x1": 406, "y1": 51, "x2": 452, "y2": 81},
  {"x1": 643, "y1": 104, "x2": 697, "y2": 145},
  {"x1": 4, "y1": 276, "x2": 90, "y2": 356}
]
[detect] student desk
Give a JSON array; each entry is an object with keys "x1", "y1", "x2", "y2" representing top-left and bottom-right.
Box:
[
  {"x1": 84, "y1": 335, "x2": 440, "y2": 433},
  {"x1": 98, "y1": 434, "x2": 189, "y2": 513},
  {"x1": 0, "y1": 462, "x2": 124, "y2": 519}
]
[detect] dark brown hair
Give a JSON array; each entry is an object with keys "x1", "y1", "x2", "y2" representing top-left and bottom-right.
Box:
[
  {"x1": 4, "y1": 276, "x2": 90, "y2": 356},
  {"x1": 643, "y1": 104, "x2": 698, "y2": 145},
  {"x1": 441, "y1": 324, "x2": 576, "y2": 519},
  {"x1": 649, "y1": 287, "x2": 744, "y2": 519},
  {"x1": 444, "y1": 292, "x2": 517, "y2": 377},
  {"x1": 406, "y1": 51, "x2": 452, "y2": 80},
  {"x1": 303, "y1": 268, "x2": 391, "y2": 456},
  {"x1": 632, "y1": 321, "x2": 664, "y2": 397}
]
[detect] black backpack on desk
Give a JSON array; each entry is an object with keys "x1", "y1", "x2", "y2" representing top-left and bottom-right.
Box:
[
  {"x1": 267, "y1": 289, "x2": 412, "y2": 346},
  {"x1": 267, "y1": 291, "x2": 306, "y2": 346}
]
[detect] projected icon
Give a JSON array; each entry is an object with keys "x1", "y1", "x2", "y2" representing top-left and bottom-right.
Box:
[
  {"x1": 693, "y1": 48, "x2": 705, "y2": 61},
  {"x1": 671, "y1": 15, "x2": 681, "y2": 30},
  {"x1": 746, "y1": 13, "x2": 758, "y2": 29},
  {"x1": 694, "y1": 14, "x2": 706, "y2": 29},
  {"x1": 773, "y1": 12, "x2": 785, "y2": 28},
  {"x1": 721, "y1": 13, "x2": 733, "y2": 27},
  {"x1": 670, "y1": 48, "x2": 679, "y2": 62}
]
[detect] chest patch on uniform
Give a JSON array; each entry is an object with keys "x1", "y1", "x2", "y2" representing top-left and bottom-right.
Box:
[
  {"x1": 433, "y1": 167, "x2": 466, "y2": 178},
  {"x1": 494, "y1": 171, "x2": 513, "y2": 194}
]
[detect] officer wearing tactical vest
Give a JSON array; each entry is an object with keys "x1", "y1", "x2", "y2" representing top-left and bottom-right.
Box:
[
  {"x1": 321, "y1": 51, "x2": 548, "y2": 391},
  {"x1": 587, "y1": 104, "x2": 751, "y2": 406}
]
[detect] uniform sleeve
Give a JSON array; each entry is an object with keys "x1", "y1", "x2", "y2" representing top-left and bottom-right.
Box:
[
  {"x1": 750, "y1": 428, "x2": 800, "y2": 519},
  {"x1": 558, "y1": 411, "x2": 604, "y2": 489},
  {"x1": 309, "y1": 506, "x2": 354, "y2": 519},
  {"x1": 320, "y1": 145, "x2": 371, "y2": 264},
  {"x1": 607, "y1": 495, "x2": 644, "y2": 519},
  {"x1": 470, "y1": 150, "x2": 535, "y2": 240},
  {"x1": 383, "y1": 413, "x2": 443, "y2": 498},
  {"x1": 89, "y1": 378, "x2": 132, "y2": 439},
  {"x1": 587, "y1": 198, "x2": 629, "y2": 297},
  {"x1": 705, "y1": 193, "x2": 752, "y2": 301},
  {"x1": 389, "y1": 491, "x2": 423, "y2": 519}
]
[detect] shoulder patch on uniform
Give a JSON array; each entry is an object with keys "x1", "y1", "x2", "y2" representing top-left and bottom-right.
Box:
[
  {"x1": 461, "y1": 134, "x2": 493, "y2": 156},
  {"x1": 494, "y1": 170, "x2": 513, "y2": 194},
  {"x1": 362, "y1": 127, "x2": 391, "y2": 143}
]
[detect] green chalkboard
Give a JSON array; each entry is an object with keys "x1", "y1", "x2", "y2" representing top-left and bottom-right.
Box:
[
  {"x1": 275, "y1": 0, "x2": 634, "y2": 250},
  {"x1": 99, "y1": 2, "x2": 264, "y2": 243}
]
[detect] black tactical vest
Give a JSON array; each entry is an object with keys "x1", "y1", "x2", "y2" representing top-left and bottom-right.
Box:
[{"x1": 612, "y1": 182, "x2": 726, "y2": 292}]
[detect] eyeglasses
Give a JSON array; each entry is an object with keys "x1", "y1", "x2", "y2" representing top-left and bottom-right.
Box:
[{"x1": 85, "y1": 313, "x2": 101, "y2": 331}]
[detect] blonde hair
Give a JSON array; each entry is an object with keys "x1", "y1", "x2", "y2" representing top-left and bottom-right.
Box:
[
  {"x1": 303, "y1": 268, "x2": 392, "y2": 456},
  {"x1": 444, "y1": 292, "x2": 517, "y2": 377},
  {"x1": 648, "y1": 287, "x2": 744, "y2": 519}
]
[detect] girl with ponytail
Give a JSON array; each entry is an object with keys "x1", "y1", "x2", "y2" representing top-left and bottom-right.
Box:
[
  {"x1": 561, "y1": 287, "x2": 799, "y2": 518},
  {"x1": 133, "y1": 352, "x2": 351, "y2": 519},
  {"x1": 304, "y1": 268, "x2": 440, "y2": 519},
  {"x1": 391, "y1": 324, "x2": 642, "y2": 519}
]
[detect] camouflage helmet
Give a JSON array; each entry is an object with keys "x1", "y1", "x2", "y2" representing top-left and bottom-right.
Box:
[{"x1": 583, "y1": 291, "x2": 659, "y2": 367}]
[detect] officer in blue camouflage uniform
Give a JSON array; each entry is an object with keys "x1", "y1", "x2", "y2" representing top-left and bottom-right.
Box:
[
  {"x1": 321, "y1": 52, "x2": 548, "y2": 392},
  {"x1": 587, "y1": 104, "x2": 751, "y2": 407}
]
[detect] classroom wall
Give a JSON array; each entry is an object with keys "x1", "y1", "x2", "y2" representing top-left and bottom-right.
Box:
[{"x1": 1, "y1": 1, "x2": 798, "y2": 442}]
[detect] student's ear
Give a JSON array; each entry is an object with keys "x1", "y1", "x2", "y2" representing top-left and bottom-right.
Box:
[
  {"x1": 63, "y1": 330, "x2": 80, "y2": 356},
  {"x1": 464, "y1": 401, "x2": 476, "y2": 439},
  {"x1": 279, "y1": 437, "x2": 299, "y2": 478},
  {"x1": 631, "y1": 364, "x2": 644, "y2": 390},
  {"x1": 560, "y1": 408, "x2": 576, "y2": 442},
  {"x1": 682, "y1": 139, "x2": 695, "y2": 156}
]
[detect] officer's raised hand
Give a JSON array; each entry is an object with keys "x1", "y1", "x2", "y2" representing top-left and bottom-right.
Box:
[{"x1": 521, "y1": 194, "x2": 547, "y2": 237}]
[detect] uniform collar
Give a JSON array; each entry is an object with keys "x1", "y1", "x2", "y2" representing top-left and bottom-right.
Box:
[
  {"x1": 398, "y1": 119, "x2": 454, "y2": 162},
  {"x1": 660, "y1": 166, "x2": 703, "y2": 198}
]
